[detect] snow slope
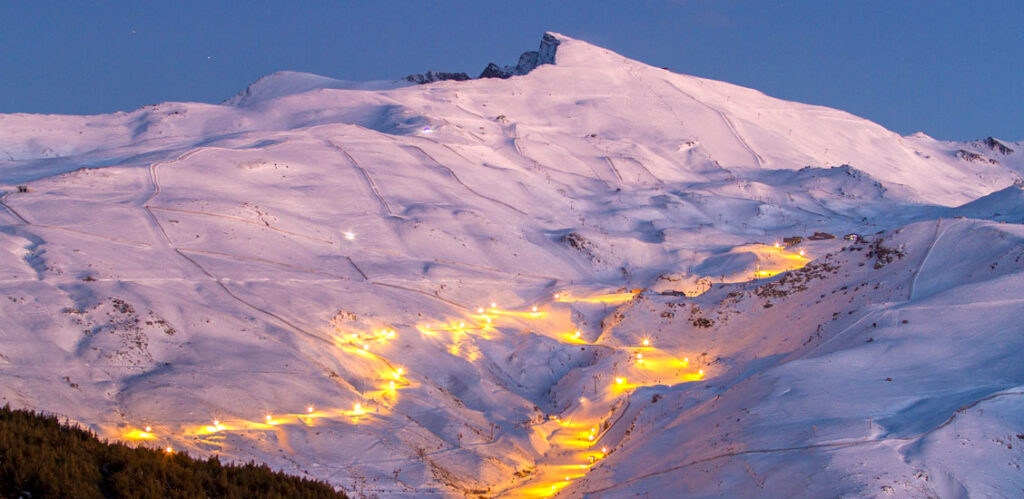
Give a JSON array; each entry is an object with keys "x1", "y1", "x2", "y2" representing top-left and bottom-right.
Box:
[{"x1": 0, "y1": 33, "x2": 1022, "y2": 497}]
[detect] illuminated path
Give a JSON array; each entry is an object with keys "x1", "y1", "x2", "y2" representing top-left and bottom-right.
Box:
[
  {"x1": 108, "y1": 246, "x2": 812, "y2": 497},
  {"x1": 495, "y1": 248, "x2": 813, "y2": 497},
  {"x1": 497, "y1": 336, "x2": 706, "y2": 498}
]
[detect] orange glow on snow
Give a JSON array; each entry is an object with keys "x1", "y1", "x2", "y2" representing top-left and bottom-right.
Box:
[
  {"x1": 122, "y1": 429, "x2": 155, "y2": 440},
  {"x1": 554, "y1": 290, "x2": 639, "y2": 304}
]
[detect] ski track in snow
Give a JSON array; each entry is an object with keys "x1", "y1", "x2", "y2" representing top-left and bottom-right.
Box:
[
  {"x1": 658, "y1": 73, "x2": 767, "y2": 169},
  {"x1": 325, "y1": 140, "x2": 396, "y2": 217},
  {"x1": 908, "y1": 218, "x2": 944, "y2": 301},
  {"x1": 400, "y1": 144, "x2": 529, "y2": 216},
  {"x1": 0, "y1": 191, "x2": 30, "y2": 225}
]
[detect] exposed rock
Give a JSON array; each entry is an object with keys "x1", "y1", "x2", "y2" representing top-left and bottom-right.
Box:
[
  {"x1": 478, "y1": 63, "x2": 508, "y2": 79},
  {"x1": 984, "y1": 136, "x2": 1015, "y2": 155},
  {"x1": 478, "y1": 33, "x2": 560, "y2": 79},
  {"x1": 405, "y1": 33, "x2": 562, "y2": 85},
  {"x1": 956, "y1": 149, "x2": 999, "y2": 165},
  {"x1": 403, "y1": 71, "x2": 471, "y2": 85}
]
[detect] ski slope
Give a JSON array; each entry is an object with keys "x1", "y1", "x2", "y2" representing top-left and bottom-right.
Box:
[{"x1": 1, "y1": 33, "x2": 1022, "y2": 497}]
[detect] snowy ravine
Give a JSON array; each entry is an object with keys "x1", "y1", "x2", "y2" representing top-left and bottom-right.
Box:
[{"x1": 1, "y1": 33, "x2": 1022, "y2": 497}]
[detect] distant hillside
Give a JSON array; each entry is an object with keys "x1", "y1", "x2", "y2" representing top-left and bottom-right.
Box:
[{"x1": 0, "y1": 405, "x2": 345, "y2": 499}]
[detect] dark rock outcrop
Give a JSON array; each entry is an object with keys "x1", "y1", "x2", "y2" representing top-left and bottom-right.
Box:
[
  {"x1": 478, "y1": 63, "x2": 508, "y2": 79},
  {"x1": 404, "y1": 33, "x2": 562, "y2": 85},
  {"x1": 402, "y1": 71, "x2": 471, "y2": 84},
  {"x1": 984, "y1": 137, "x2": 1015, "y2": 155},
  {"x1": 479, "y1": 33, "x2": 561, "y2": 79},
  {"x1": 956, "y1": 149, "x2": 999, "y2": 165}
]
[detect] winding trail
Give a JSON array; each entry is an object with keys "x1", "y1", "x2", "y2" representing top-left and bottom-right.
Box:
[
  {"x1": 20, "y1": 224, "x2": 152, "y2": 248},
  {"x1": 175, "y1": 247, "x2": 354, "y2": 280},
  {"x1": 148, "y1": 205, "x2": 334, "y2": 245},
  {"x1": 0, "y1": 191, "x2": 30, "y2": 225},
  {"x1": 139, "y1": 144, "x2": 352, "y2": 351},
  {"x1": 1, "y1": 190, "x2": 152, "y2": 247}
]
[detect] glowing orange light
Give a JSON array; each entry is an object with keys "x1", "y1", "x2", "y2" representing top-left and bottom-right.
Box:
[
  {"x1": 361, "y1": 344, "x2": 369, "y2": 351},
  {"x1": 573, "y1": 330, "x2": 581, "y2": 338},
  {"x1": 531, "y1": 306, "x2": 538, "y2": 312},
  {"x1": 353, "y1": 403, "x2": 365, "y2": 414},
  {"x1": 389, "y1": 381, "x2": 396, "y2": 389},
  {"x1": 564, "y1": 476, "x2": 570, "y2": 481},
  {"x1": 144, "y1": 425, "x2": 152, "y2": 432},
  {"x1": 307, "y1": 406, "x2": 314, "y2": 414},
  {"x1": 799, "y1": 249, "x2": 806, "y2": 256},
  {"x1": 124, "y1": 429, "x2": 155, "y2": 440},
  {"x1": 636, "y1": 353, "x2": 643, "y2": 360},
  {"x1": 587, "y1": 434, "x2": 595, "y2": 441},
  {"x1": 490, "y1": 301, "x2": 497, "y2": 308},
  {"x1": 394, "y1": 367, "x2": 404, "y2": 378},
  {"x1": 459, "y1": 322, "x2": 465, "y2": 328},
  {"x1": 165, "y1": 446, "x2": 173, "y2": 453},
  {"x1": 698, "y1": 370, "x2": 705, "y2": 376},
  {"x1": 554, "y1": 293, "x2": 561, "y2": 299},
  {"x1": 601, "y1": 447, "x2": 608, "y2": 453},
  {"x1": 265, "y1": 414, "x2": 273, "y2": 423},
  {"x1": 642, "y1": 338, "x2": 650, "y2": 346},
  {"x1": 774, "y1": 243, "x2": 780, "y2": 249},
  {"x1": 683, "y1": 357, "x2": 689, "y2": 363},
  {"x1": 615, "y1": 377, "x2": 625, "y2": 385}
]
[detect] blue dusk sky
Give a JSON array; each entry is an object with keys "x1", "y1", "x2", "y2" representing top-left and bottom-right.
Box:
[{"x1": 1, "y1": 1, "x2": 1020, "y2": 140}]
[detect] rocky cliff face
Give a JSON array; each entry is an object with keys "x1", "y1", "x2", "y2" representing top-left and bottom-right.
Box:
[
  {"x1": 984, "y1": 136, "x2": 1015, "y2": 155},
  {"x1": 406, "y1": 32, "x2": 561, "y2": 84},
  {"x1": 479, "y1": 32, "x2": 560, "y2": 79}
]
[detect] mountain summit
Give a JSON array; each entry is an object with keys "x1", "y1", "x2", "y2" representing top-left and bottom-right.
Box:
[
  {"x1": 402, "y1": 32, "x2": 562, "y2": 84},
  {"x1": 478, "y1": 32, "x2": 561, "y2": 78},
  {"x1": 1, "y1": 33, "x2": 1023, "y2": 498}
]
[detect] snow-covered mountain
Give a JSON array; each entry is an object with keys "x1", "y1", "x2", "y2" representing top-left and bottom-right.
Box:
[{"x1": 1, "y1": 33, "x2": 1022, "y2": 497}]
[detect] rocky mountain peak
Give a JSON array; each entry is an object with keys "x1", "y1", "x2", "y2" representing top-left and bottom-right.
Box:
[
  {"x1": 984, "y1": 136, "x2": 1015, "y2": 155},
  {"x1": 406, "y1": 32, "x2": 562, "y2": 84}
]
